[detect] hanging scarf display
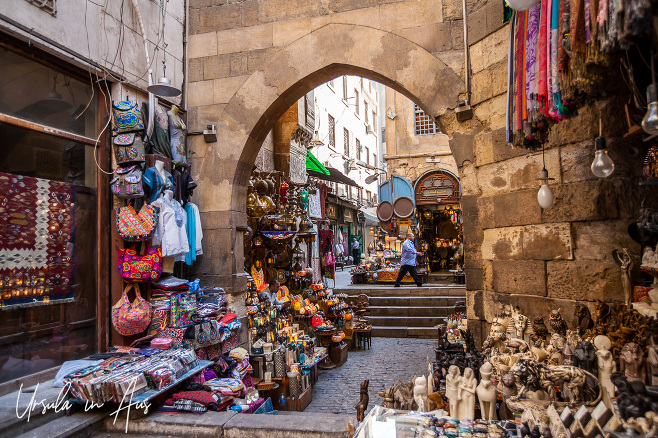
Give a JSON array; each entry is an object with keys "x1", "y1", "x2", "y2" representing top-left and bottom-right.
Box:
[
  {"x1": 538, "y1": 0, "x2": 549, "y2": 115},
  {"x1": 514, "y1": 10, "x2": 526, "y2": 138},
  {"x1": 506, "y1": 12, "x2": 517, "y2": 143},
  {"x1": 526, "y1": 4, "x2": 539, "y2": 124}
]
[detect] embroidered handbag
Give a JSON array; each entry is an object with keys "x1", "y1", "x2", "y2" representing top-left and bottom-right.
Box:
[
  {"x1": 118, "y1": 244, "x2": 163, "y2": 282},
  {"x1": 112, "y1": 100, "x2": 145, "y2": 134},
  {"x1": 116, "y1": 204, "x2": 158, "y2": 241},
  {"x1": 111, "y1": 165, "x2": 145, "y2": 199},
  {"x1": 111, "y1": 284, "x2": 152, "y2": 336},
  {"x1": 113, "y1": 133, "x2": 146, "y2": 165},
  {"x1": 170, "y1": 293, "x2": 197, "y2": 328}
]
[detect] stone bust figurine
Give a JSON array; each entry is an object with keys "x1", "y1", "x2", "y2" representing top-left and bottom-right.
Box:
[
  {"x1": 413, "y1": 375, "x2": 429, "y2": 412},
  {"x1": 619, "y1": 342, "x2": 646, "y2": 383}
]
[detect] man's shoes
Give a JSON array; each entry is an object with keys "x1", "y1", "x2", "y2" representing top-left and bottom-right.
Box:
[
  {"x1": 393, "y1": 284, "x2": 400, "y2": 287},
  {"x1": 416, "y1": 284, "x2": 423, "y2": 287}
]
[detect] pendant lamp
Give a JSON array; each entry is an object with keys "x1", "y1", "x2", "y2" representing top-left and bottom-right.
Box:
[{"x1": 505, "y1": 0, "x2": 539, "y2": 11}]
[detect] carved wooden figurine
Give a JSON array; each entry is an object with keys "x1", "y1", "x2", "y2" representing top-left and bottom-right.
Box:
[
  {"x1": 649, "y1": 335, "x2": 658, "y2": 386},
  {"x1": 613, "y1": 248, "x2": 633, "y2": 308},
  {"x1": 476, "y1": 362, "x2": 497, "y2": 421},
  {"x1": 549, "y1": 309, "x2": 568, "y2": 336},
  {"x1": 446, "y1": 365, "x2": 462, "y2": 418},
  {"x1": 355, "y1": 379, "x2": 369, "y2": 422}
]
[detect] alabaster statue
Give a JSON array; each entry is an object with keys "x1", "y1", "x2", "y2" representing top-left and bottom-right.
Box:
[
  {"x1": 413, "y1": 375, "x2": 429, "y2": 412},
  {"x1": 458, "y1": 367, "x2": 477, "y2": 420},
  {"x1": 446, "y1": 365, "x2": 461, "y2": 418},
  {"x1": 596, "y1": 348, "x2": 616, "y2": 407},
  {"x1": 476, "y1": 362, "x2": 497, "y2": 421}
]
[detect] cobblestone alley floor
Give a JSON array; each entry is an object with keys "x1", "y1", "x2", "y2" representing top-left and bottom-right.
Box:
[{"x1": 304, "y1": 337, "x2": 436, "y2": 419}]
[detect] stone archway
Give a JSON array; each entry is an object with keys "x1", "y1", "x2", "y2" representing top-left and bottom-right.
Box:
[{"x1": 190, "y1": 23, "x2": 467, "y2": 289}]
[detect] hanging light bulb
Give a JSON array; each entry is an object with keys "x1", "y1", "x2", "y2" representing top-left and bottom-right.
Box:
[
  {"x1": 591, "y1": 118, "x2": 614, "y2": 178},
  {"x1": 642, "y1": 51, "x2": 658, "y2": 135},
  {"x1": 591, "y1": 137, "x2": 615, "y2": 178},
  {"x1": 536, "y1": 143, "x2": 554, "y2": 209},
  {"x1": 537, "y1": 168, "x2": 555, "y2": 209}
]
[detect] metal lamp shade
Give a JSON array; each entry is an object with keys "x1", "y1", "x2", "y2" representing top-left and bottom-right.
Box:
[{"x1": 147, "y1": 77, "x2": 181, "y2": 97}]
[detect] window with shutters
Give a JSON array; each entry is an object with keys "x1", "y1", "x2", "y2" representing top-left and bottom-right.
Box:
[
  {"x1": 364, "y1": 101, "x2": 369, "y2": 125},
  {"x1": 414, "y1": 103, "x2": 438, "y2": 135},
  {"x1": 343, "y1": 128, "x2": 349, "y2": 156},
  {"x1": 342, "y1": 76, "x2": 348, "y2": 101},
  {"x1": 356, "y1": 139, "x2": 361, "y2": 160},
  {"x1": 354, "y1": 90, "x2": 359, "y2": 115},
  {"x1": 365, "y1": 147, "x2": 370, "y2": 165},
  {"x1": 328, "y1": 114, "x2": 335, "y2": 148}
]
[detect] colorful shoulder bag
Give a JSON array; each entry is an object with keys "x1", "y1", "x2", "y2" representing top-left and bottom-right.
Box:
[
  {"x1": 111, "y1": 284, "x2": 152, "y2": 336},
  {"x1": 112, "y1": 100, "x2": 145, "y2": 134},
  {"x1": 113, "y1": 133, "x2": 146, "y2": 165},
  {"x1": 116, "y1": 203, "x2": 158, "y2": 241},
  {"x1": 111, "y1": 165, "x2": 144, "y2": 199},
  {"x1": 118, "y1": 243, "x2": 163, "y2": 282}
]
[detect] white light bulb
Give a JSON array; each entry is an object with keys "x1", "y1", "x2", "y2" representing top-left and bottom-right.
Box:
[
  {"x1": 642, "y1": 84, "x2": 658, "y2": 135},
  {"x1": 537, "y1": 183, "x2": 554, "y2": 209},
  {"x1": 591, "y1": 138, "x2": 615, "y2": 178},
  {"x1": 536, "y1": 168, "x2": 554, "y2": 209}
]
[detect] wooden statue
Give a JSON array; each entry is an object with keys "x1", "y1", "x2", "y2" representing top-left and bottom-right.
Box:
[
  {"x1": 355, "y1": 379, "x2": 369, "y2": 422},
  {"x1": 574, "y1": 303, "x2": 594, "y2": 335},
  {"x1": 379, "y1": 386, "x2": 395, "y2": 409},
  {"x1": 530, "y1": 316, "x2": 551, "y2": 347}
]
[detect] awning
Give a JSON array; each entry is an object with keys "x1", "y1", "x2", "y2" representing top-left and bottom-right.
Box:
[
  {"x1": 306, "y1": 151, "x2": 329, "y2": 175},
  {"x1": 308, "y1": 166, "x2": 360, "y2": 187},
  {"x1": 360, "y1": 207, "x2": 378, "y2": 223}
]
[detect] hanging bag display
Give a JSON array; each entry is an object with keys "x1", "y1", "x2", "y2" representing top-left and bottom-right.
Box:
[
  {"x1": 116, "y1": 203, "x2": 158, "y2": 241},
  {"x1": 113, "y1": 133, "x2": 146, "y2": 165},
  {"x1": 117, "y1": 243, "x2": 163, "y2": 282},
  {"x1": 111, "y1": 165, "x2": 145, "y2": 199},
  {"x1": 111, "y1": 284, "x2": 152, "y2": 336},
  {"x1": 170, "y1": 293, "x2": 197, "y2": 328},
  {"x1": 112, "y1": 100, "x2": 145, "y2": 134}
]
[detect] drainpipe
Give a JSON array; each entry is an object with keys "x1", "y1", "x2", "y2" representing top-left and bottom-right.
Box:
[
  {"x1": 455, "y1": 0, "x2": 474, "y2": 122},
  {"x1": 129, "y1": 0, "x2": 155, "y2": 138},
  {"x1": 183, "y1": 0, "x2": 190, "y2": 109}
]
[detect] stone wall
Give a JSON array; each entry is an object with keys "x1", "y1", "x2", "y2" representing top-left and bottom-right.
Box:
[
  {"x1": 384, "y1": 89, "x2": 458, "y2": 183},
  {"x1": 187, "y1": 0, "x2": 646, "y2": 346}
]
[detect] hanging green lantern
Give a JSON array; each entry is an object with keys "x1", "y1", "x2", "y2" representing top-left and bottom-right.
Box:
[{"x1": 300, "y1": 189, "x2": 309, "y2": 208}]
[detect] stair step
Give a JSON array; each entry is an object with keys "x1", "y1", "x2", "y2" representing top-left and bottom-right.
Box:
[
  {"x1": 335, "y1": 286, "x2": 466, "y2": 297},
  {"x1": 369, "y1": 306, "x2": 458, "y2": 317},
  {"x1": 368, "y1": 316, "x2": 446, "y2": 327},
  {"x1": 366, "y1": 296, "x2": 466, "y2": 307},
  {"x1": 15, "y1": 411, "x2": 105, "y2": 438},
  {"x1": 371, "y1": 326, "x2": 438, "y2": 339}
]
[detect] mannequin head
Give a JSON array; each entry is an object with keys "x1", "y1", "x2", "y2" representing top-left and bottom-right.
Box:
[{"x1": 164, "y1": 190, "x2": 174, "y2": 201}]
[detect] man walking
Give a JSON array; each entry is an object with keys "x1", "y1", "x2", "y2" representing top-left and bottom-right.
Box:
[
  {"x1": 352, "y1": 237, "x2": 361, "y2": 266},
  {"x1": 394, "y1": 232, "x2": 423, "y2": 287}
]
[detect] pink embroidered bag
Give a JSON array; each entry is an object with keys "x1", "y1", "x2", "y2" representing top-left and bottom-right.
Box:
[
  {"x1": 111, "y1": 284, "x2": 152, "y2": 336},
  {"x1": 118, "y1": 244, "x2": 163, "y2": 283}
]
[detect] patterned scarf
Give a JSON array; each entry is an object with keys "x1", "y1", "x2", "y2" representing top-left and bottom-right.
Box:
[
  {"x1": 506, "y1": 12, "x2": 517, "y2": 143},
  {"x1": 514, "y1": 10, "x2": 526, "y2": 134},
  {"x1": 526, "y1": 4, "x2": 539, "y2": 123},
  {"x1": 538, "y1": 0, "x2": 549, "y2": 115}
]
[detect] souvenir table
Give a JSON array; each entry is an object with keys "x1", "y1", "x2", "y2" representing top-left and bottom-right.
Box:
[{"x1": 373, "y1": 268, "x2": 427, "y2": 283}]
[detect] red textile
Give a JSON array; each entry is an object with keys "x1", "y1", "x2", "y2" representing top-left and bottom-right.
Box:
[
  {"x1": 173, "y1": 390, "x2": 219, "y2": 407},
  {"x1": 538, "y1": 0, "x2": 549, "y2": 114},
  {"x1": 514, "y1": 10, "x2": 527, "y2": 131},
  {"x1": 0, "y1": 172, "x2": 75, "y2": 307}
]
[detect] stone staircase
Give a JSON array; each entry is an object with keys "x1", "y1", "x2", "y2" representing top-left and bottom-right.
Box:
[{"x1": 335, "y1": 285, "x2": 466, "y2": 339}]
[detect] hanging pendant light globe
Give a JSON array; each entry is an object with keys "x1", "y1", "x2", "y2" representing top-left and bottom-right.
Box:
[
  {"x1": 148, "y1": 76, "x2": 181, "y2": 97},
  {"x1": 505, "y1": 0, "x2": 539, "y2": 11}
]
